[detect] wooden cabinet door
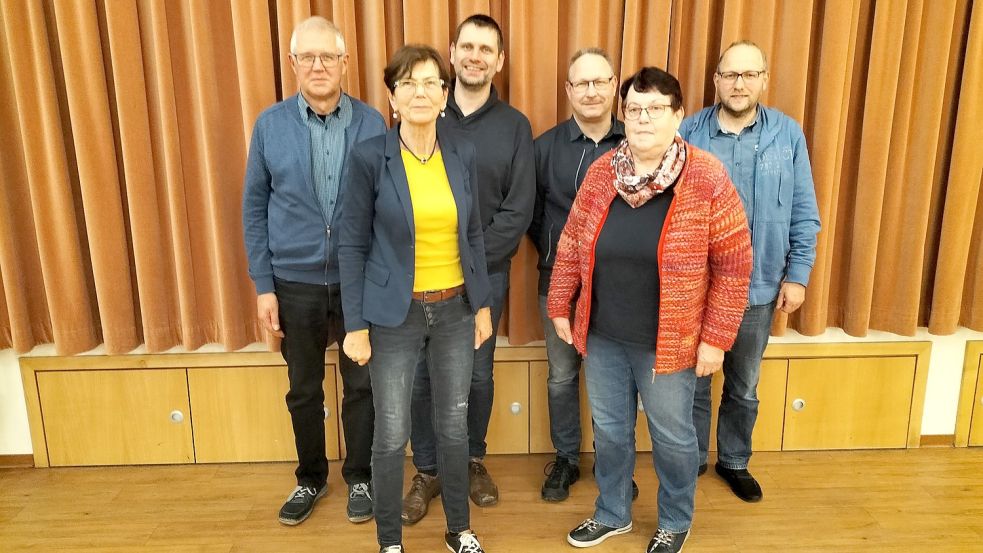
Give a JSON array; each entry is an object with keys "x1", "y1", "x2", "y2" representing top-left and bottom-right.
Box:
[
  {"x1": 485, "y1": 362, "x2": 530, "y2": 454},
  {"x1": 783, "y1": 356, "x2": 916, "y2": 450},
  {"x1": 708, "y1": 359, "x2": 787, "y2": 452},
  {"x1": 188, "y1": 366, "x2": 294, "y2": 463},
  {"x1": 968, "y1": 354, "x2": 983, "y2": 446},
  {"x1": 37, "y1": 369, "x2": 193, "y2": 466},
  {"x1": 189, "y1": 365, "x2": 340, "y2": 463}
]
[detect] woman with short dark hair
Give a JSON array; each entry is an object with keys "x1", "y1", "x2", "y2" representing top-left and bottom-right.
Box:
[
  {"x1": 548, "y1": 66, "x2": 752, "y2": 553},
  {"x1": 338, "y1": 44, "x2": 493, "y2": 553}
]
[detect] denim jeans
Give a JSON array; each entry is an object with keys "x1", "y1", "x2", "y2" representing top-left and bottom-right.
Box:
[
  {"x1": 369, "y1": 296, "x2": 474, "y2": 547},
  {"x1": 693, "y1": 301, "x2": 775, "y2": 469},
  {"x1": 411, "y1": 270, "x2": 509, "y2": 469},
  {"x1": 539, "y1": 294, "x2": 583, "y2": 463},
  {"x1": 585, "y1": 332, "x2": 698, "y2": 533},
  {"x1": 275, "y1": 278, "x2": 373, "y2": 488}
]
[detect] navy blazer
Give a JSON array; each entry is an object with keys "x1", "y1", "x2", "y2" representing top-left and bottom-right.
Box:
[{"x1": 338, "y1": 127, "x2": 492, "y2": 331}]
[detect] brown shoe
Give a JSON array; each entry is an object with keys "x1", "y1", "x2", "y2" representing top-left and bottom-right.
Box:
[
  {"x1": 468, "y1": 459, "x2": 499, "y2": 506},
  {"x1": 401, "y1": 473, "x2": 441, "y2": 525}
]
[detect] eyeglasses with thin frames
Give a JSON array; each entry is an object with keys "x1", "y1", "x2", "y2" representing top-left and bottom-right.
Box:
[
  {"x1": 567, "y1": 76, "x2": 615, "y2": 94},
  {"x1": 623, "y1": 104, "x2": 674, "y2": 121},
  {"x1": 393, "y1": 78, "x2": 446, "y2": 94},
  {"x1": 716, "y1": 70, "x2": 766, "y2": 84},
  {"x1": 292, "y1": 52, "x2": 343, "y2": 69}
]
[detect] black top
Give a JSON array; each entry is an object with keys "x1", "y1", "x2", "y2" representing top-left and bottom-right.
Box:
[
  {"x1": 589, "y1": 187, "x2": 675, "y2": 347},
  {"x1": 438, "y1": 85, "x2": 536, "y2": 275},
  {"x1": 530, "y1": 116, "x2": 625, "y2": 295}
]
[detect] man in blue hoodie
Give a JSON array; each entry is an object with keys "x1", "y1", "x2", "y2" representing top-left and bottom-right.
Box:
[
  {"x1": 679, "y1": 41, "x2": 820, "y2": 502},
  {"x1": 242, "y1": 16, "x2": 386, "y2": 526}
]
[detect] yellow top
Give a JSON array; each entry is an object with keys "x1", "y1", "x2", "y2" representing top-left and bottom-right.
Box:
[{"x1": 402, "y1": 149, "x2": 465, "y2": 292}]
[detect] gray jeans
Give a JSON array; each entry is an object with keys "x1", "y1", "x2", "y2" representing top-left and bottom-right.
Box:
[
  {"x1": 538, "y1": 294, "x2": 583, "y2": 463},
  {"x1": 369, "y1": 296, "x2": 474, "y2": 546}
]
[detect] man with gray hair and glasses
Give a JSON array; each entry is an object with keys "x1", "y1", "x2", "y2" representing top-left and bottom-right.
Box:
[
  {"x1": 242, "y1": 16, "x2": 385, "y2": 526},
  {"x1": 680, "y1": 40, "x2": 820, "y2": 503}
]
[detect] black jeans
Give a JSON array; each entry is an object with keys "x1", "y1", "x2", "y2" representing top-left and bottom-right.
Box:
[{"x1": 275, "y1": 278, "x2": 374, "y2": 488}]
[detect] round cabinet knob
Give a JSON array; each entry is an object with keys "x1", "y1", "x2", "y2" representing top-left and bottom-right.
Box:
[
  {"x1": 169, "y1": 410, "x2": 184, "y2": 423},
  {"x1": 324, "y1": 407, "x2": 331, "y2": 419},
  {"x1": 510, "y1": 402, "x2": 522, "y2": 415},
  {"x1": 791, "y1": 398, "x2": 806, "y2": 412}
]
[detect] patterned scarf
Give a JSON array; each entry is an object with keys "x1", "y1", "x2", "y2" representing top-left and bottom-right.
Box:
[{"x1": 610, "y1": 135, "x2": 686, "y2": 208}]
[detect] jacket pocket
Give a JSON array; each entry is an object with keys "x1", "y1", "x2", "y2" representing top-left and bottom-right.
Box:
[
  {"x1": 365, "y1": 258, "x2": 390, "y2": 287},
  {"x1": 777, "y1": 167, "x2": 794, "y2": 209},
  {"x1": 752, "y1": 221, "x2": 790, "y2": 287}
]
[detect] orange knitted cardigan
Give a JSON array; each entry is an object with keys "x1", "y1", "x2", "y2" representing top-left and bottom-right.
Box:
[{"x1": 546, "y1": 144, "x2": 753, "y2": 375}]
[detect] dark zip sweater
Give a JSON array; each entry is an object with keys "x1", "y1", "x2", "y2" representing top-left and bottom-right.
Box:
[{"x1": 437, "y1": 85, "x2": 535, "y2": 275}]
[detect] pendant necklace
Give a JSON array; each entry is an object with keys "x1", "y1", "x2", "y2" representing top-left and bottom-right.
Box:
[{"x1": 399, "y1": 132, "x2": 438, "y2": 164}]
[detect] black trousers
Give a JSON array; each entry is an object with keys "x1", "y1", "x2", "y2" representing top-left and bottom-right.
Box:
[{"x1": 275, "y1": 277, "x2": 374, "y2": 488}]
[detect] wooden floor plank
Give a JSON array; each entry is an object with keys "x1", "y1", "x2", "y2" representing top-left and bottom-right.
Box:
[{"x1": 1, "y1": 449, "x2": 981, "y2": 552}]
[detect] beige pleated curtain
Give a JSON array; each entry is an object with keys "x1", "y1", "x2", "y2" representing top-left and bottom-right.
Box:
[{"x1": 0, "y1": 0, "x2": 980, "y2": 355}]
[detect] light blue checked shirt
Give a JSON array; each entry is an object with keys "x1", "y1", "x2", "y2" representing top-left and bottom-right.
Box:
[{"x1": 297, "y1": 92, "x2": 353, "y2": 225}]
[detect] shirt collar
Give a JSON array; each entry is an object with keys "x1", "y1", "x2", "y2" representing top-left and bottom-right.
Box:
[
  {"x1": 565, "y1": 115, "x2": 625, "y2": 142},
  {"x1": 710, "y1": 103, "x2": 763, "y2": 136},
  {"x1": 297, "y1": 92, "x2": 349, "y2": 121}
]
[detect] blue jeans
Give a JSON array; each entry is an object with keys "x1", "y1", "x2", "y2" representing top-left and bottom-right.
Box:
[
  {"x1": 368, "y1": 296, "x2": 474, "y2": 547},
  {"x1": 692, "y1": 301, "x2": 775, "y2": 469},
  {"x1": 411, "y1": 270, "x2": 509, "y2": 469},
  {"x1": 585, "y1": 332, "x2": 698, "y2": 533},
  {"x1": 539, "y1": 295, "x2": 583, "y2": 463}
]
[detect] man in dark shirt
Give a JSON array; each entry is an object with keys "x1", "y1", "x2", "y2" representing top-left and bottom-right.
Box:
[
  {"x1": 401, "y1": 14, "x2": 536, "y2": 524},
  {"x1": 528, "y1": 48, "x2": 625, "y2": 502}
]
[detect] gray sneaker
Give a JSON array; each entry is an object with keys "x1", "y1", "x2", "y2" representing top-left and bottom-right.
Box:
[
  {"x1": 347, "y1": 481, "x2": 374, "y2": 523},
  {"x1": 278, "y1": 485, "x2": 326, "y2": 525},
  {"x1": 647, "y1": 528, "x2": 689, "y2": 553}
]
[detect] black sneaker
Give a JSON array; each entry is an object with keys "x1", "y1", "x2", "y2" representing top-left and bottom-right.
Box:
[
  {"x1": 715, "y1": 463, "x2": 763, "y2": 502},
  {"x1": 647, "y1": 528, "x2": 689, "y2": 552},
  {"x1": 445, "y1": 530, "x2": 484, "y2": 553},
  {"x1": 698, "y1": 463, "x2": 708, "y2": 476},
  {"x1": 380, "y1": 546, "x2": 404, "y2": 553},
  {"x1": 567, "y1": 518, "x2": 632, "y2": 547},
  {"x1": 347, "y1": 481, "x2": 374, "y2": 523},
  {"x1": 278, "y1": 485, "x2": 326, "y2": 525},
  {"x1": 541, "y1": 458, "x2": 580, "y2": 501}
]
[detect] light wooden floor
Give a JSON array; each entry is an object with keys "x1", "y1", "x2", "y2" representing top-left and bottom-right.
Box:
[{"x1": 1, "y1": 449, "x2": 981, "y2": 552}]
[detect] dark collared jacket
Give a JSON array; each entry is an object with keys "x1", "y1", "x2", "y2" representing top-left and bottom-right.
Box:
[
  {"x1": 529, "y1": 116, "x2": 625, "y2": 295},
  {"x1": 337, "y1": 127, "x2": 492, "y2": 331}
]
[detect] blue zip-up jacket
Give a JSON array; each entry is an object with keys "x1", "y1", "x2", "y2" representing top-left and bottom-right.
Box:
[
  {"x1": 242, "y1": 93, "x2": 386, "y2": 294},
  {"x1": 679, "y1": 104, "x2": 821, "y2": 305}
]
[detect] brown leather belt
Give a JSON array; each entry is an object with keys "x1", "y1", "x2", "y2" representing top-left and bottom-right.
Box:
[{"x1": 411, "y1": 285, "x2": 465, "y2": 303}]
